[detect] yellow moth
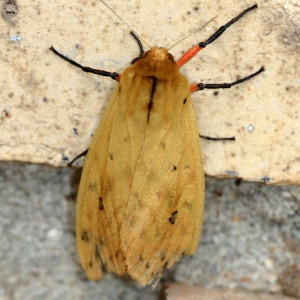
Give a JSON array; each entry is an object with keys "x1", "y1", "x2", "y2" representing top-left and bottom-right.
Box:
[{"x1": 50, "y1": 4, "x2": 263, "y2": 287}]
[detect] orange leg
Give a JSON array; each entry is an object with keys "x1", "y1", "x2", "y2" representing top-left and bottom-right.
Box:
[{"x1": 177, "y1": 4, "x2": 258, "y2": 68}]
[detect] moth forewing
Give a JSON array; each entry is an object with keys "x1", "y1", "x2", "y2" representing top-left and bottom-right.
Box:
[{"x1": 76, "y1": 47, "x2": 204, "y2": 286}]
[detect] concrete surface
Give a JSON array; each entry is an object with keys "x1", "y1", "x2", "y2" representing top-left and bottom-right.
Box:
[
  {"x1": 0, "y1": 0, "x2": 299, "y2": 184},
  {"x1": 166, "y1": 283, "x2": 294, "y2": 300},
  {"x1": 0, "y1": 162, "x2": 299, "y2": 299}
]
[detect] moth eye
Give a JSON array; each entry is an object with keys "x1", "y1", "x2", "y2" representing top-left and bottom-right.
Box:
[{"x1": 167, "y1": 53, "x2": 175, "y2": 62}]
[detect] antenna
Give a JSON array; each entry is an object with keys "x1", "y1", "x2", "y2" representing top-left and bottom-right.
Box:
[
  {"x1": 168, "y1": 15, "x2": 218, "y2": 51},
  {"x1": 100, "y1": 1, "x2": 151, "y2": 48}
]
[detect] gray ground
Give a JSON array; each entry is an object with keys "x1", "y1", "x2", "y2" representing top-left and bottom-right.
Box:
[{"x1": 0, "y1": 162, "x2": 299, "y2": 300}]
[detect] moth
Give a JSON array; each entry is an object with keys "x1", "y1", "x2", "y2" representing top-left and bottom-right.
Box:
[{"x1": 50, "y1": 4, "x2": 263, "y2": 286}]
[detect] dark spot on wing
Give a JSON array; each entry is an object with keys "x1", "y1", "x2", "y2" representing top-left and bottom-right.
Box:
[
  {"x1": 95, "y1": 245, "x2": 101, "y2": 261},
  {"x1": 146, "y1": 262, "x2": 150, "y2": 269},
  {"x1": 168, "y1": 211, "x2": 178, "y2": 224},
  {"x1": 163, "y1": 260, "x2": 169, "y2": 270},
  {"x1": 139, "y1": 255, "x2": 144, "y2": 262},
  {"x1": 81, "y1": 231, "x2": 89, "y2": 241},
  {"x1": 109, "y1": 153, "x2": 113, "y2": 160},
  {"x1": 95, "y1": 245, "x2": 107, "y2": 272},
  {"x1": 102, "y1": 262, "x2": 107, "y2": 272},
  {"x1": 183, "y1": 98, "x2": 187, "y2": 104},
  {"x1": 98, "y1": 197, "x2": 104, "y2": 210},
  {"x1": 172, "y1": 165, "x2": 177, "y2": 171},
  {"x1": 88, "y1": 261, "x2": 93, "y2": 268}
]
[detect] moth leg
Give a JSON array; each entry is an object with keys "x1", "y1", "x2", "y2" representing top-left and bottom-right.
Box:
[
  {"x1": 200, "y1": 135, "x2": 235, "y2": 141},
  {"x1": 194, "y1": 66, "x2": 264, "y2": 140},
  {"x1": 190, "y1": 67, "x2": 264, "y2": 92},
  {"x1": 49, "y1": 47, "x2": 120, "y2": 81},
  {"x1": 68, "y1": 149, "x2": 88, "y2": 167},
  {"x1": 177, "y1": 4, "x2": 258, "y2": 68}
]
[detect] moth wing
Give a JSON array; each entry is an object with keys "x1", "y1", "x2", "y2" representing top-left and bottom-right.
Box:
[
  {"x1": 121, "y1": 94, "x2": 204, "y2": 286},
  {"x1": 77, "y1": 64, "x2": 204, "y2": 286},
  {"x1": 76, "y1": 87, "x2": 127, "y2": 279}
]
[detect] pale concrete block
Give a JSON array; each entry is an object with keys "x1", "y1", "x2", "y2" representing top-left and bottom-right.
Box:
[{"x1": 0, "y1": 1, "x2": 299, "y2": 184}]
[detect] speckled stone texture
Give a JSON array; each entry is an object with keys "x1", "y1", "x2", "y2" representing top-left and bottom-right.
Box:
[{"x1": 0, "y1": 162, "x2": 299, "y2": 299}]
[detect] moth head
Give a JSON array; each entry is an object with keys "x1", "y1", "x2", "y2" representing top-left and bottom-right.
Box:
[
  {"x1": 132, "y1": 47, "x2": 177, "y2": 79},
  {"x1": 140, "y1": 47, "x2": 175, "y2": 63}
]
